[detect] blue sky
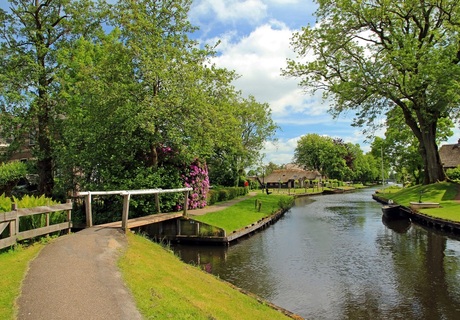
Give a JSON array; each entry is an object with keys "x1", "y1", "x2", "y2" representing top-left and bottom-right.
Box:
[{"x1": 188, "y1": 0, "x2": 460, "y2": 166}]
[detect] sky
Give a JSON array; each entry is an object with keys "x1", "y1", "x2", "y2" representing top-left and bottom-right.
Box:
[{"x1": 187, "y1": 0, "x2": 460, "y2": 166}]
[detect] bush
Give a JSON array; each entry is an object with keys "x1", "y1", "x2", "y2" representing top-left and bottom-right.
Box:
[
  {"x1": 278, "y1": 196, "x2": 295, "y2": 210},
  {"x1": 446, "y1": 166, "x2": 460, "y2": 182},
  {"x1": 218, "y1": 189, "x2": 229, "y2": 202},
  {"x1": 206, "y1": 190, "x2": 220, "y2": 206},
  {"x1": 206, "y1": 186, "x2": 248, "y2": 206},
  {"x1": 0, "y1": 161, "x2": 27, "y2": 196}
]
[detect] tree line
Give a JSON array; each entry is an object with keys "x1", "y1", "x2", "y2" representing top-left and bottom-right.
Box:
[
  {"x1": 0, "y1": 0, "x2": 277, "y2": 200},
  {"x1": 292, "y1": 133, "x2": 381, "y2": 183}
]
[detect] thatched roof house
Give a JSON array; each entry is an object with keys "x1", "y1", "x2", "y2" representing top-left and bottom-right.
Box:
[
  {"x1": 265, "y1": 169, "x2": 322, "y2": 188},
  {"x1": 439, "y1": 139, "x2": 460, "y2": 169}
]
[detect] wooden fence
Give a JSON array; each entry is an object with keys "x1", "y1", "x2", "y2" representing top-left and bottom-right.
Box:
[
  {"x1": 76, "y1": 188, "x2": 193, "y2": 231},
  {"x1": 0, "y1": 200, "x2": 72, "y2": 250}
]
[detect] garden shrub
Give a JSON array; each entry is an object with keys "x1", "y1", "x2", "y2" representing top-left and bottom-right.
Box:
[
  {"x1": 0, "y1": 161, "x2": 27, "y2": 196},
  {"x1": 278, "y1": 196, "x2": 295, "y2": 210},
  {"x1": 218, "y1": 189, "x2": 229, "y2": 202},
  {"x1": 183, "y1": 159, "x2": 209, "y2": 210},
  {"x1": 207, "y1": 190, "x2": 220, "y2": 206},
  {"x1": 446, "y1": 166, "x2": 460, "y2": 182},
  {"x1": 0, "y1": 193, "x2": 12, "y2": 212}
]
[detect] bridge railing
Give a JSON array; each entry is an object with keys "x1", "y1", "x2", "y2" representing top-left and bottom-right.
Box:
[{"x1": 76, "y1": 188, "x2": 193, "y2": 231}]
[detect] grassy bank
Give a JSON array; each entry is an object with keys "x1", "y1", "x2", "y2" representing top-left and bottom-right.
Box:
[
  {"x1": 119, "y1": 232, "x2": 294, "y2": 320},
  {"x1": 192, "y1": 193, "x2": 293, "y2": 233},
  {"x1": 377, "y1": 182, "x2": 460, "y2": 222},
  {"x1": 0, "y1": 244, "x2": 44, "y2": 320}
]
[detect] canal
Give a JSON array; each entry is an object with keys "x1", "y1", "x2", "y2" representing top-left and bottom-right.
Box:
[{"x1": 171, "y1": 188, "x2": 460, "y2": 319}]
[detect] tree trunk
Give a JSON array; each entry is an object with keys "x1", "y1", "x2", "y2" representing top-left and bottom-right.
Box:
[
  {"x1": 418, "y1": 129, "x2": 446, "y2": 184},
  {"x1": 37, "y1": 102, "x2": 54, "y2": 197}
]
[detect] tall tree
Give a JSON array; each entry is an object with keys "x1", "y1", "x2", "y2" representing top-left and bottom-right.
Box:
[
  {"x1": 284, "y1": 0, "x2": 460, "y2": 184},
  {"x1": 207, "y1": 96, "x2": 277, "y2": 186},
  {"x1": 378, "y1": 108, "x2": 453, "y2": 184},
  {"x1": 0, "y1": 0, "x2": 105, "y2": 196},
  {"x1": 294, "y1": 133, "x2": 347, "y2": 179}
]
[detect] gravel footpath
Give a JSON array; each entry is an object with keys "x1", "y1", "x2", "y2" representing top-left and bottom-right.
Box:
[{"x1": 17, "y1": 227, "x2": 142, "y2": 320}]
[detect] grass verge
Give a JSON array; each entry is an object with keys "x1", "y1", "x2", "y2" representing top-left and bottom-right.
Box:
[
  {"x1": 192, "y1": 194, "x2": 293, "y2": 233},
  {"x1": 119, "y1": 232, "x2": 293, "y2": 320},
  {"x1": 377, "y1": 182, "x2": 460, "y2": 222},
  {"x1": 0, "y1": 243, "x2": 44, "y2": 320}
]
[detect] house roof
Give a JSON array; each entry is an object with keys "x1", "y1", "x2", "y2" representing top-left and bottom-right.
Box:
[
  {"x1": 265, "y1": 169, "x2": 321, "y2": 183},
  {"x1": 439, "y1": 142, "x2": 460, "y2": 168}
]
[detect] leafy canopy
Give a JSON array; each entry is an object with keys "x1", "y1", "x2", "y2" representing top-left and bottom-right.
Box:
[{"x1": 284, "y1": 0, "x2": 460, "y2": 184}]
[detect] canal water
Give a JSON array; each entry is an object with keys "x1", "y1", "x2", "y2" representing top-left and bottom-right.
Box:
[{"x1": 171, "y1": 188, "x2": 460, "y2": 319}]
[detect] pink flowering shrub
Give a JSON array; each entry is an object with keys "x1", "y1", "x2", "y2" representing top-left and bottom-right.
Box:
[{"x1": 182, "y1": 159, "x2": 209, "y2": 210}]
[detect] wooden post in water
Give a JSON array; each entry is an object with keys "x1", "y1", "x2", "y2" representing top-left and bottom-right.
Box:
[
  {"x1": 85, "y1": 192, "x2": 93, "y2": 228},
  {"x1": 121, "y1": 193, "x2": 131, "y2": 233}
]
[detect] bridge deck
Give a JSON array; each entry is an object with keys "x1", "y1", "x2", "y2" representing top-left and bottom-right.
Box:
[{"x1": 99, "y1": 212, "x2": 183, "y2": 229}]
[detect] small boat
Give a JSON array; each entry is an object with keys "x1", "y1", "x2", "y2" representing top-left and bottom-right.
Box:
[
  {"x1": 381, "y1": 204, "x2": 403, "y2": 219},
  {"x1": 409, "y1": 202, "x2": 440, "y2": 210}
]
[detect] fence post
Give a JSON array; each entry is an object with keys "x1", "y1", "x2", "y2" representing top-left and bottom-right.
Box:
[
  {"x1": 121, "y1": 193, "x2": 130, "y2": 233},
  {"x1": 85, "y1": 192, "x2": 93, "y2": 228},
  {"x1": 11, "y1": 203, "x2": 18, "y2": 239},
  {"x1": 155, "y1": 193, "x2": 160, "y2": 214},
  {"x1": 66, "y1": 199, "x2": 72, "y2": 234},
  {"x1": 183, "y1": 190, "x2": 189, "y2": 216}
]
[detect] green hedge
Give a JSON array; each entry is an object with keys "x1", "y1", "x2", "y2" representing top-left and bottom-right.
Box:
[{"x1": 207, "y1": 187, "x2": 248, "y2": 205}]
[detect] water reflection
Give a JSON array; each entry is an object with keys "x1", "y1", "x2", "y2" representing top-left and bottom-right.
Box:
[{"x1": 171, "y1": 189, "x2": 460, "y2": 319}]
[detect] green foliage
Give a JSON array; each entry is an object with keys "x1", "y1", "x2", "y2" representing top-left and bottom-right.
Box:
[
  {"x1": 206, "y1": 190, "x2": 220, "y2": 206},
  {"x1": 278, "y1": 197, "x2": 294, "y2": 210},
  {"x1": 446, "y1": 166, "x2": 460, "y2": 182},
  {"x1": 294, "y1": 134, "x2": 353, "y2": 179},
  {"x1": 207, "y1": 187, "x2": 248, "y2": 206},
  {"x1": 0, "y1": 162, "x2": 27, "y2": 196},
  {"x1": 284, "y1": 0, "x2": 460, "y2": 184},
  {"x1": 0, "y1": 194, "x2": 64, "y2": 233},
  {"x1": 0, "y1": 194, "x2": 12, "y2": 212},
  {"x1": 2, "y1": 0, "x2": 276, "y2": 199},
  {"x1": 13, "y1": 195, "x2": 63, "y2": 232}
]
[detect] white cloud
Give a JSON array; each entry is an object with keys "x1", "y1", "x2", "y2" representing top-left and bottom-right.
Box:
[
  {"x1": 191, "y1": 0, "x2": 267, "y2": 24},
  {"x1": 262, "y1": 137, "x2": 300, "y2": 164},
  {"x1": 210, "y1": 21, "x2": 313, "y2": 113}
]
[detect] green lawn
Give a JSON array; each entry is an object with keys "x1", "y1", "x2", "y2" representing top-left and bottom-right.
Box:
[
  {"x1": 192, "y1": 194, "x2": 293, "y2": 233},
  {"x1": 0, "y1": 244, "x2": 44, "y2": 320},
  {"x1": 119, "y1": 232, "x2": 294, "y2": 320},
  {"x1": 377, "y1": 182, "x2": 460, "y2": 222}
]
